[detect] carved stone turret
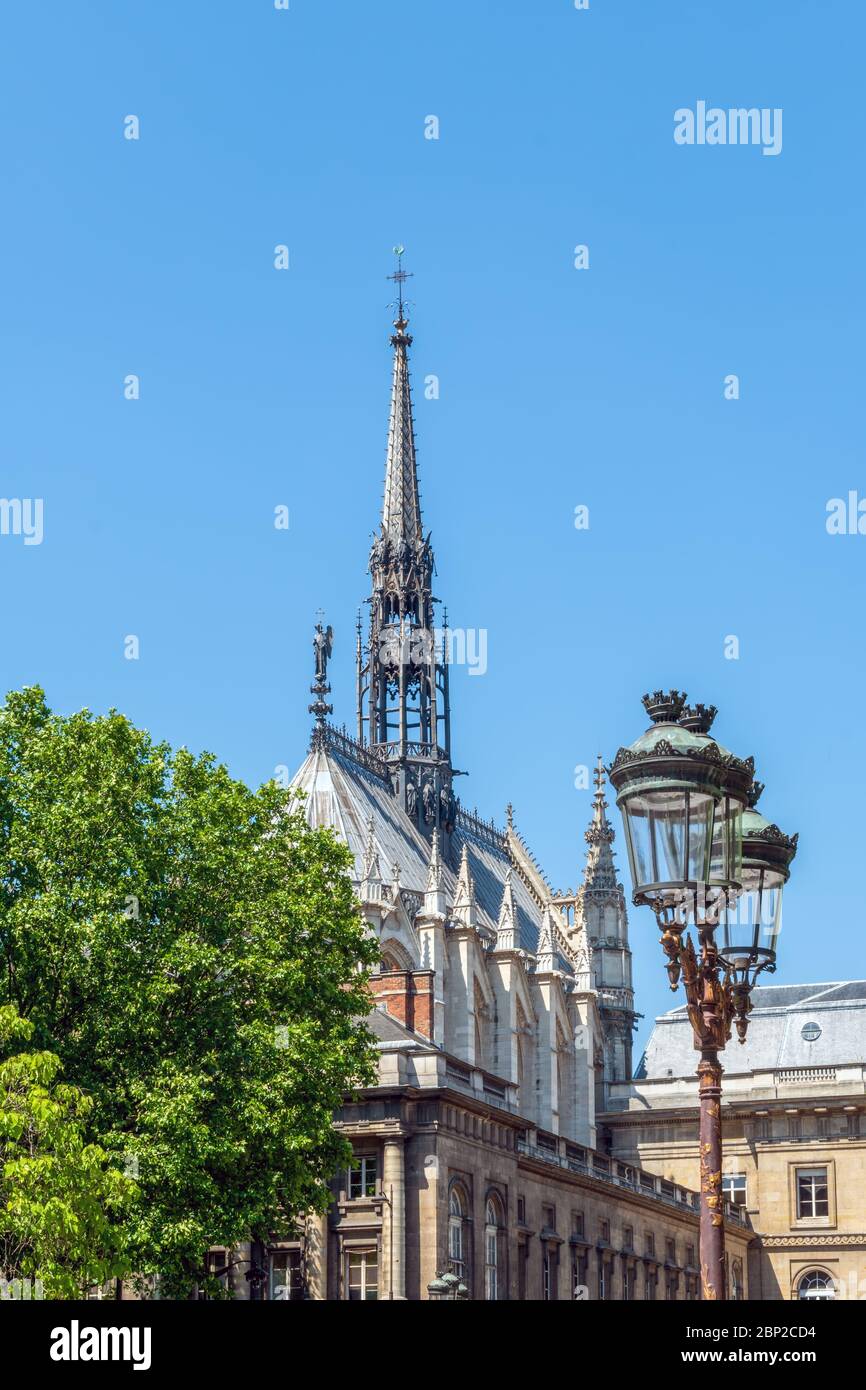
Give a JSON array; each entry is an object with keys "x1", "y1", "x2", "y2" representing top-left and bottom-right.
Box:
[{"x1": 572, "y1": 757, "x2": 640, "y2": 1109}]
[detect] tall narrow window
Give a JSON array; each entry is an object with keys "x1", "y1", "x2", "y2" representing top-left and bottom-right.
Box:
[
  {"x1": 345, "y1": 1249, "x2": 378, "y2": 1301},
  {"x1": 543, "y1": 1247, "x2": 553, "y2": 1301},
  {"x1": 449, "y1": 1185, "x2": 467, "y2": 1281},
  {"x1": 348, "y1": 1155, "x2": 378, "y2": 1199},
  {"x1": 484, "y1": 1196, "x2": 504, "y2": 1301},
  {"x1": 797, "y1": 1167, "x2": 829, "y2": 1219},
  {"x1": 270, "y1": 1250, "x2": 304, "y2": 1302}
]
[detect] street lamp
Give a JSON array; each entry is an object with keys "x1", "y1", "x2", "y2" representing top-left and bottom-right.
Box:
[
  {"x1": 718, "y1": 780, "x2": 798, "y2": 1035},
  {"x1": 426, "y1": 1270, "x2": 469, "y2": 1301},
  {"x1": 609, "y1": 691, "x2": 796, "y2": 1301}
]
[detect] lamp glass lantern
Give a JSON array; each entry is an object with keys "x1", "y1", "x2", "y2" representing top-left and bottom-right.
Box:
[
  {"x1": 718, "y1": 785, "x2": 798, "y2": 982},
  {"x1": 609, "y1": 693, "x2": 753, "y2": 918}
]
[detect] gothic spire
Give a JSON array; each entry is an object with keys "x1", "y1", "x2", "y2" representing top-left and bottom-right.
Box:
[
  {"x1": 356, "y1": 253, "x2": 455, "y2": 843},
  {"x1": 425, "y1": 833, "x2": 443, "y2": 894},
  {"x1": 451, "y1": 843, "x2": 477, "y2": 928},
  {"x1": 360, "y1": 816, "x2": 382, "y2": 899},
  {"x1": 582, "y1": 755, "x2": 619, "y2": 895},
  {"x1": 381, "y1": 248, "x2": 423, "y2": 550},
  {"x1": 535, "y1": 904, "x2": 557, "y2": 973},
  {"x1": 494, "y1": 867, "x2": 518, "y2": 951},
  {"x1": 576, "y1": 756, "x2": 638, "y2": 1102}
]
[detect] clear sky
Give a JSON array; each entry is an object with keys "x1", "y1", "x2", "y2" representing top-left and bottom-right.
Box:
[{"x1": 1, "y1": 0, "x2": 863, "y2": 1051}]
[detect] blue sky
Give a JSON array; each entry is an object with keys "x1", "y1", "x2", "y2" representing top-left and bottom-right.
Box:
[{"x1": 1, "y1": 0, "x2": 863, "y2": 1049}]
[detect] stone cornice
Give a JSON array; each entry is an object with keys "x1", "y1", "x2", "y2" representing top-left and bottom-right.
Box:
[{"x1": 757, "y1": 1233, "x2": 866, "y2": 1249}]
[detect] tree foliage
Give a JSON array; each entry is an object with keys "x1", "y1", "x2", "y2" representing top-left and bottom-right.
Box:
[
  {"x1": 0, "y1": 1004, "x2": 136, "y2": 1297},
  {"x1": 0, "y1": 687, "x2": 378, "y2": 1297}
]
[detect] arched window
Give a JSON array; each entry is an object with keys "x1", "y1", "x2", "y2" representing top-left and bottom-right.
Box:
[
  {"x1": 484, "y1": 1195, "x2": 504, "y2": 1301},
  {"x1": 449, "y1": 1185, "x2": 467, "y2": 1282},
  {"x1": 731, "y1": 1260, "x2": 744, "y2": 1301},
  {"x1": 377, "y1": 939, "x2": 414, "y2": 974},
  {"x1": 797, "y1": 1269, "x2": 836, "y2": 1301}
]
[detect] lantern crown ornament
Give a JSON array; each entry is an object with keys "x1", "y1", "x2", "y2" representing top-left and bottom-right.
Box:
[
  {"x1": 609, "y1": 690, "x2": 754, "y2": 914},
  {"x1": 642, "y1": 689, "x2": 687, "y2": 724},
  {"x1": 678, "y1": 703, "x2": 718, "y2": 735}
]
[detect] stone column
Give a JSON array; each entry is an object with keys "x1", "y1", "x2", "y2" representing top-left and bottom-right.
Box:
[
  {"x1": 383, "y1": 1137, "x2": 406, "y2": 1300},
  {"x1": 305, "y1": 1214, "x2": 328, "y2": 1301}
]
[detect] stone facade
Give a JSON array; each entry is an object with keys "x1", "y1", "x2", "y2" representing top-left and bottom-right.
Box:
[{"x1": 602, "y1": 983, "x2": 866, "y2": 1301}]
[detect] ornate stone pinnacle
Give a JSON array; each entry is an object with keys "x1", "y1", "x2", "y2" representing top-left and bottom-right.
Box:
[
  {"x1": 585, "y1": 755, "x2": 615, "y2": 849},
  {"x1": 642, "y1": 690, "x2": 687, "y2": 725}
]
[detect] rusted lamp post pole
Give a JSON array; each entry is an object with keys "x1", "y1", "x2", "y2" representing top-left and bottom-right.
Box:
[{"x1": 609, "y1": 692, "x2": 796, "y2": 1301}]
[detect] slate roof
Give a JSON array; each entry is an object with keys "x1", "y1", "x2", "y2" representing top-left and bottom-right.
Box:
[
  {"x1": 639, "y1": 981, "x2": 866, "y2": 1079},
  {"x1": 291, "y1": 739, "x2": 550, "y2": 956},
  {"x1": 366, "y1": 1007, "x2": 426, "y2": 1045}
]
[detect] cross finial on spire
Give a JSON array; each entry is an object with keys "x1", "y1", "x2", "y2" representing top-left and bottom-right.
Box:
[{"x1": 387, "y1": 245, "x2": 414, "y2": 329}]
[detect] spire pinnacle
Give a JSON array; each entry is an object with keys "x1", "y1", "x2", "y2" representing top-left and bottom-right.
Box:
[
  {"x1": 358, "y1": 257, "x2": 453, "y2": 792},
  {"x1": 536, "y1": 904, "x2": 557, "y2": 973},
  {"x1": 362, "y1": 816, "x2": 381, "y2": 886},
  {"x1": 587, "y1": 755, "x2": 615, "y2": 847},
  {"x1": 451, "y1": 842, "x2": 477, "y2": 927},
  {"x1": 379, "y1": 250, "x2": 423, "y2": 549},
  {"x1": 582, "y1": 755, "x2": 619, "y2": 894},
  {"x1": 425, "y1": 834, "x2": 443, "y2": 893},
  {"x1": 495, "y1": 867, "x2": 518, "y2": 951}
]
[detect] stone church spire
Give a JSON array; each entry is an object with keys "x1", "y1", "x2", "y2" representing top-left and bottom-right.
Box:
[
  {"x1": 583, "y1": 755, "x2": 620, "y2": 895},
  {"x1": 356, "y1": 251, "x2": 456, "y2": 849},
  {"x1": 381, "y1": 269, "x2": 423, "y2": 551},
  {"x1": 578, "y1": 757, "x2": 639, "y2": 1105}
]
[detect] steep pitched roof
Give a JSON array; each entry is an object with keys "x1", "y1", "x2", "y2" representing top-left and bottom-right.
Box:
[{"x1": 291, "y1": 734, "x2": 560, "y2": 957}]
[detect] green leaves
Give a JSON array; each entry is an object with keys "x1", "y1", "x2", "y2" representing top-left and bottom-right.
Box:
[
  {"x1": 0, "y1": 687, "x2": 378, "y2": 1297},
  {"x1": 0, "y1": 1003, "x2": 139, "y2": 1297}
]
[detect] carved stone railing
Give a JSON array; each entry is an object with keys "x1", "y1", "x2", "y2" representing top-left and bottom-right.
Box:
[
  {"x1": 378, "y1": 740, "x2": 449, "y2": 763},
  {"x1": 455, "y1": 804, "x2": 507, "y2": 850},
  {"x1": 774, "y1": 1067, "x2": 837, "y2": 1085},
  {"x1": 309, "y1": 723, "x2": 392, "y2": 782}
]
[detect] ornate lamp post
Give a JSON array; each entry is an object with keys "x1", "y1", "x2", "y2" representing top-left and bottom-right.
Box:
[
  {"x1": 426, "y1": 1270, "x2": 469, "y2": 1301},
  {"x1": 609, "y1": 691, "x2": 796, "y2": 1300}
]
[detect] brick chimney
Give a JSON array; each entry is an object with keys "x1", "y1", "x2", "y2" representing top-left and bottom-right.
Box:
[{"x1": 369, "y1": 969, "x2": 434, "y2": 1040}]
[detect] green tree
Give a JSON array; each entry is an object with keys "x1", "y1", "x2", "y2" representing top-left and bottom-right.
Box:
[
  {"x1": 0, "y1": 687, "x2": 378, "y2": 1297},
  {"x1": 0, "y1": 1004, "x2": 136, "y2": 1298}
]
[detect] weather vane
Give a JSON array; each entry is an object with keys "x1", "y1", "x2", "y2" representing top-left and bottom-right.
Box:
[{"x1": 387, "y1": 244, "x2": 413, "y2": 323}]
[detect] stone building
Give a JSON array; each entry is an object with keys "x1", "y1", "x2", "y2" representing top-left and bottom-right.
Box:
[
  {"x1": 259, "y1": 277, "x2": 751, "y2": 1301},
  {"x1": 602, "y1": 982, "x2": 866, "y2": 1301}
]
